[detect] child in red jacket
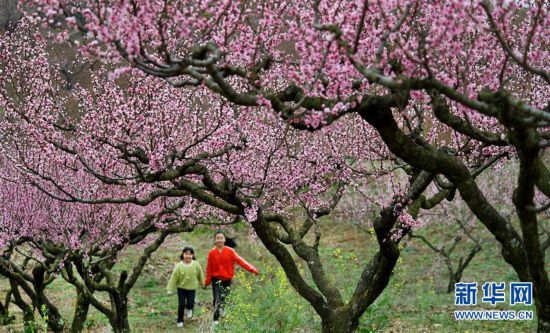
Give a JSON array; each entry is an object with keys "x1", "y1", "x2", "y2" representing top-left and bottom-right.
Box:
[{"x1": 204, "y1": 230, "x2": 259, "y2": 324}]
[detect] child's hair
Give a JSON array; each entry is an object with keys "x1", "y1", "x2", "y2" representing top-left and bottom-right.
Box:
[
  {"x1": 214, "y1": 230, "x2": 237, "y2": 248},
  {"x1": 180, "y1": 247, "x2": 197, "y2": 260}
]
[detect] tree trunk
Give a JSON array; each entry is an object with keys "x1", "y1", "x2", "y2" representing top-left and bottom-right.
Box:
[
  {"x1": 32, "y1": 266, "x2": 65, "y2": 333},
  {"x1": 539, "y1": 319, "x2": 550, "y2": 333},
  {"x1": 70, "y1": 291, "x2": 91, "y2": 333},
  {"x1": 108, "y1": 294, "x2": 130, "y2": 333},
  {"x1": 536, "y1": 301, "x2": 550, "y2": 333},
  {"x1": 9, "y1": 281, "x2": 34, "y2": 333},
  {"x1": 447, "y1": 275, "x2": 459, "y2": 294},
  {"x1": 321, "y1": 309, "x2": 358, "y2": 333},
  {"x1": 507, "y1": 127, "x2": 550, "y2": 333},
  {"x1": 0, "y1": 290, "x2": 13, "y2": 325},
  {"x1": 0, "y1": 296, "x2": 6, "y2": 317}
]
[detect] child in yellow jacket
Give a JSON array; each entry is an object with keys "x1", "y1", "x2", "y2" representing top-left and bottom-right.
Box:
[{"x1": 167, "y1": 247, "x2": 205, "y2": 327}]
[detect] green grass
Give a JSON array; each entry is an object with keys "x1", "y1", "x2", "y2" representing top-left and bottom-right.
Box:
[{"x1": 0, "y1": 221, "x2": 541, "y2": 332}]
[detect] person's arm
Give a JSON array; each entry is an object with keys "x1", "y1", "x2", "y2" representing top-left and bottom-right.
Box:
[
  {"x1": 204, "y1": 251, "x2": 213, "y2": 286},
  {"x1": 232, "y1": 249, "x2": 259, "y2": 275},
  {"x1": 167, "y1": 264, "x2": 179, "y2": 293}
]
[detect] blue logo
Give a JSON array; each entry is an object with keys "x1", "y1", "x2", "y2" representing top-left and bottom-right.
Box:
[
  {"x1": 510, "y1": 282, "x2": 533, "y2": 306},
  {"x1": 455, "y1": 282, "x2": 478, "y2": 306},
  {"x1": 482, "y1": 282, "x2": 506, "y2": 305}
]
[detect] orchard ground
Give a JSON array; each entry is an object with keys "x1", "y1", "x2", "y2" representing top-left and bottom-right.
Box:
[{"x1": 0, "y1": 219, "x2": 540, "y2": 333}]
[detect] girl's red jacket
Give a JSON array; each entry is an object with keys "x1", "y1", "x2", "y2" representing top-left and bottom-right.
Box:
[{"x1": 204, "y1": 246, "x2": 258, "y2": 285}]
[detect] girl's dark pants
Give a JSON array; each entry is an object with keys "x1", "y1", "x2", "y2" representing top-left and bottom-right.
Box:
[
  {"x1": 177, "y1": 288, "x2": 196, "y2": 323},
  {"x1": 212, "y1": 278, "x2": 232, "y2": 321}
]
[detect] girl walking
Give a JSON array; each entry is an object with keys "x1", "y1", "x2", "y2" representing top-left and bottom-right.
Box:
[
  {"x1": 167, "y1": 247, "x2": 204, "y2": 328},
  {"x1": 204, "y1": 230, "x2": 259, "y2": 325}
]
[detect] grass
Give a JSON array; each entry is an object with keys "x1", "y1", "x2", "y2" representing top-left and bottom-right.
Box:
[{"x1": 0, "y1": 220, "x2": 541, "y2": 332}]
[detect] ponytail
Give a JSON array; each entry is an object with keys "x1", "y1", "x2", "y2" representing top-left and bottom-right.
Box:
[{"x1": 224, "y1": 237, "x2": 237, "y2": 248}]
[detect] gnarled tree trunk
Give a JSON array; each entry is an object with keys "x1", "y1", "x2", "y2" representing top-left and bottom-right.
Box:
[
  {"x1": 70, "y1": 290, "x2": 91, "y2": 333},
  {"x1": 108, "y1": 293, "x2": 130, "y2": 333}
]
